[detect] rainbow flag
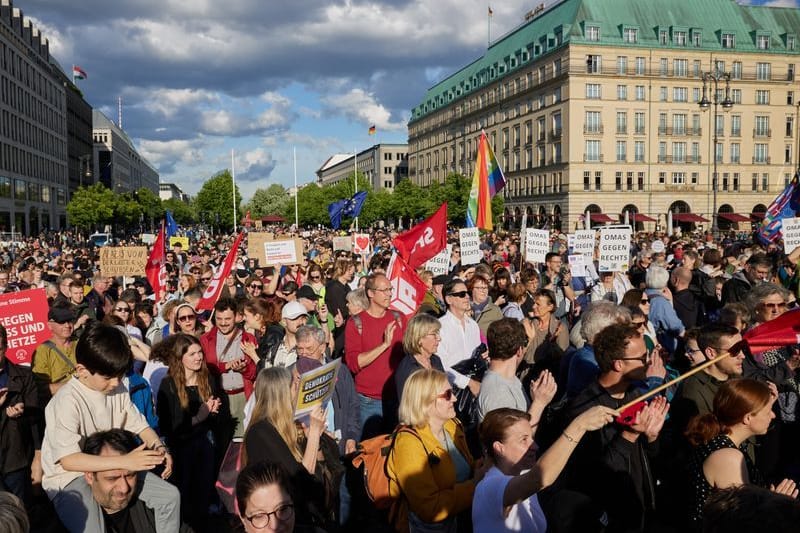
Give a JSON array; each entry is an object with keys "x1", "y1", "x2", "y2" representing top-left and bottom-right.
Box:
[{"x1": 466, "y1": 130, "x2": 505, "y2": 230}]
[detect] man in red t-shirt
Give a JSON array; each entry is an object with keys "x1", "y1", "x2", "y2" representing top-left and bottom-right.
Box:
[{"x1": 344, "y1": 273, "x2": 405, "y2": 439}]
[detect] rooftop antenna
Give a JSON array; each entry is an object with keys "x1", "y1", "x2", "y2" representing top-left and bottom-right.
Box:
[{"x1": 118, "y1": 97, "x2": 122, "y2": 129}]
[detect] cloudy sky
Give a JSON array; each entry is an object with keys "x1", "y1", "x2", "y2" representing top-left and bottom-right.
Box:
[{"x1": 19, "y1": 0, "x2": 797, "y2": 201}]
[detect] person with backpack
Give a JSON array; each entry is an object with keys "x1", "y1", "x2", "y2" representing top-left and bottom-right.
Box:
[{"x1": 387, "y1": 368, "x2": 488, "y2": 532}]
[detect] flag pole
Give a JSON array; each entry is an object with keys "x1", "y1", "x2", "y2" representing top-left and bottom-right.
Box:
[
  {"x1": 293, "y1": 146, "x2": 299, "y2": 229},
  {"x1": 71, "y1": 64, "x2": 75, "y2": 85},
  {"x1": 354, "y1": 147, "x2": 359, "y2": 232},
  {"x1": 487, "y1": 7, "x2": 492, "y2": 47},
  {"x1": 231, "y1": 149, "x2": 237, "y2": 233}
]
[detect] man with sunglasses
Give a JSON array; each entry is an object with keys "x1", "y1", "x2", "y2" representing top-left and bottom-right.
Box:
[
  {"x1": 564, "y1": 323, "x2": 669, "y2": 533},
  {"x1": 437, "y1": 279, "x2": 483, "y2": 396}
]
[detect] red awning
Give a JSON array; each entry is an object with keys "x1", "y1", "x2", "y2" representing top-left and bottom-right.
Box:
[
  {"x1": 261, "y1": 215, "x2": 285, "y2": 223},
  {"x1": 580, "y1": 213, "x2": 617, "y2": 223},
  {"x1": 718, "y1": 213, "x2": 751, "y2": 223},
  {"x1": 672, "y1": 213, "x2": 709, "y2": 223},
  {"x1": 751, "y1": 212, "x2": 766, "y2": 220},
  {"x1": 629, "y1": 213, "x2": 657, "y2": 223}
]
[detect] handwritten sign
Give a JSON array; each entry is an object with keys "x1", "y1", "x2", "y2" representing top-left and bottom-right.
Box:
[
  {"x1": 572, "y1": 230, "x2": 596, "y2": 257},
  {"x1": 99, "y1": 247, "x2": 148, "y2": 277},
  {"x1": 247, "y1": 232, "x2": 273, "y2": 263},
  {"x1": 168, "y1": 236, "x2": 189, "y2": 249},
  {"x1": 353, "y1": 234, "x2": 371, "y2": 255},
  {"x1": 598, "y1": 228, "x2": 631, "y2": 272},
  {"x1": 459, "y1": 228, "x2": 481, "y2": 265},
  {"x1": 782, "y1": 218, "x2": 800, "y2": 255},
  {"x1": 295, "y1": 358, "x2": 341, "y2": 418},
  {"x1": 332, "y1": 236, "x2": 352, "y2": 252},
  {"x1": 525, "y1": 229, "x2": 549, "y2": 263},
  {"x1": 264, "y1": 239, "x2": 303, "y2": 266},
  {"x1": 424, "y1": 244, "x2": 452, "y2": 276},
  {"x1": 0, "y1": 289, "x2": 50, "y2": 365}
]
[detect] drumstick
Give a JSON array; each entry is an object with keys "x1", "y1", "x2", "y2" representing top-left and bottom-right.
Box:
[{"x1": 617, "y1": 352, "x2": 731, "y2": 412}]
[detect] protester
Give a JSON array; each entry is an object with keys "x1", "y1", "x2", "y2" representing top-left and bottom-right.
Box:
[{"x1": 395, "y1": 313, "x2": 446, "y2": 402}]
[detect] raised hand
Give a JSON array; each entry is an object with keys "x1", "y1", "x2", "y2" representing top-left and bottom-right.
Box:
[
  {"x1": 574, "y1": 405, "x2": 617, "y2": 432},
  {"x1": 771, "y1": 478, "x2": 799, "y2": 498},
  {"x1": 123, "y1": 444, "x2": 167, "y2": 471},
  {"x1": 530, "y1": 370, "x2": 558, "y2": 408}
]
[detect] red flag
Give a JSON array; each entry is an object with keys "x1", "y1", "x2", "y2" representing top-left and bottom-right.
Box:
[
  {"x1": 386, "y1": 252, "x2": 428, "y2": 316},
  {"x1": 392, "y1": 202, "x2": 447, "y2": 270},
  {"x1": 743, "y1": 309, "x2": 800, "y2": 356},
  {"x1": 196, "y1": 232, "x2": 244, "y2": 312},
  {"x1": 145, "y1": 224, "x2": 167, "y2": 299},
  {"x1": 244, "y1": 210, "x2": 252, "y2": 229}
]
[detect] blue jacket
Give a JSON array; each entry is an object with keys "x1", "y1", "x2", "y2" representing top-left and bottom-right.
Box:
[
  {"x1": 645, "y1": 291, "x2": 685, "y2": 354},
  {"x1": 126, "y1": 371, "x2": 159, "y2": 432}
]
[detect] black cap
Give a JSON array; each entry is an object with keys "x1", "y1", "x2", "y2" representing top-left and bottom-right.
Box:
[
  {"x1": 48, "y1": 306, "x2": 75, "y2": 323},
  {"x1": 296, "y1": 285, "x2": 322, "y2": 300}
]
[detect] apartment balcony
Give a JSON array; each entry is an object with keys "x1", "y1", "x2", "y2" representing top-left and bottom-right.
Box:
[
  {"x1": 752, "y1": 156, "x2": 771, "y2": 164},
  {"x1": 549, "y1": 129, "x2": 562, "y2": 141},
  {"x1": 583, "y1": 125, "x2": 604, "y2": 135},
  {"x1": 753, "y1": 128, "x2": 772, "y2": 138},
  {"x1": 583, "y1": 154, "x2": 604, "y2": 162}
]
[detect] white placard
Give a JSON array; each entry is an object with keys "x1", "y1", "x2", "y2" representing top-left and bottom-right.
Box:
[
  {"x1": 568, "y1": 254, "x2": 587, "y2": 277},
  {"x1": 459, "y1": 228, "x2": 481, "y2": 265},
  {"x1": 573, "y1": 230, "x2": 596, "y2": 257},
  {"x1": 264, "y1": 240, "x2": 298, "y2": 265},
  {"x1": 782, "y1": 217, "x2": 800, "y2": 255},
  {"x1": 525, "y1": 228, "x2": 549, "y2": 263},
  {"x1": 650, "y1": 240, "x2": 665, "y2": 253},
  {"x1": 425, "y1": 244, "x2": 452, "y2": 276},
  {"x1": 353, "y1": 234, "x2": 371, "y2": 255},
  {"x1": 598, "y1": 228, "x2": 631, "y2": 272}
]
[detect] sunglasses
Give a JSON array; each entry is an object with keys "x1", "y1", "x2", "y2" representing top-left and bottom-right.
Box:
[
  {"x1": 620, "y1": 351, "x2": 650, "y2": 364},
  {"x1": 310, "y1": 276, "x2": 321, "y2": 280},
  {"x1": 114, "y1": 307, "x2": 130, "y2": 313},
  {"x1": 249, "y1": 284, "x2": 263, "y2": 289},
  {"x1": 640, "y1": 298, "x2": 650, "y2": 303},
  {"x1": 437, "y1": 389, "x2": 457, "y2": 401},
  {"x1": 201, "y1": 277, "x2": 212, "y2": 282},
  {"x1": 177, "y1": 314, "x2": 196, "y2": 322},
  {"x1": 632, "y1": 321, "x2": 646, "y2": 328},
  {"x1": 760, "y1": 302, "x2": 787, "y2": 310},
  {"x1": 447, "y1": 291, "x2": 469, "y2": 298}
]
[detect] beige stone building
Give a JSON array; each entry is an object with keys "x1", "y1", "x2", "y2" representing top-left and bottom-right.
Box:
[
  {"x1": 407, "y1": 0, "x2": 800, "y2": 232},
  {"x1": 316, "y1": 143, "x2": 408, "y2": 192}
]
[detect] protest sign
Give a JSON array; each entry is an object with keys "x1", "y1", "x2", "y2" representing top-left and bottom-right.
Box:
[
  {"x1": 525, "y1": 229, "x2": 549, "y2": 263},
  {"x1": 263, "y1": 239, "x2": 303, "y2": 266},
  {"x1": 599, "y1": 228, "x2": 631, "y2": 272},
  {"x1": 782, "y1": 218, "x2": 800, "y2": 255},
  {"x1": 568, "y1": 254, "x2": 587, "y2": 277},
  {"x1": 247, "y1": 232, "x2": 273, "y2": 264},
  {"x1": 140, "y1": 233, "x2": 156, "y2": 245},
  {"x1": 387, "y1": 252, "x2": 428, "y2": 316},
  {"x1": 0, "y1": 289, "x2": 50, "y2": 365},
  {"x1": 295, "y1": 358, "x2": 341, "y2": 419},
  {"x1": 425, "y1": 244, "x2": 452, "y2": 276},
  {"x1": 99, "y1": 247, "x2": 148, "y2": 278},
  {"x1": 332, "y1": 236, "x2": 353, "y2": 252},
  {"x1": 459, "y1": 228, "x2": 481, "y2": 265},
  {"x1": 650, "y1": 240, "x2": 666, "y2": 254},
  {"x1": 573, "y1": 230, "x2": 596, "y2": 257},
  {"x1": 168, "y1": 236, "x2": 189, "y2": 249},
  {"x1": 353, "y1": 234, "x2": 371, "y2": 255}
]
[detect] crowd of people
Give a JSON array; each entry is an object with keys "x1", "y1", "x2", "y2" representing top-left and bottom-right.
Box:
[{"x1": 1, "y1": 223, "x2": 800, "y2": 532}]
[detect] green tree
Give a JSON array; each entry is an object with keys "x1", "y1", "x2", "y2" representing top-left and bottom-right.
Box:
[
  {"x1": 163, "y1": 198, "x2": 196, "y2": 225},
  {"x1": 194, "y1": 170, "x2": 242, "y2": 231},
  {"x1": 245, "y1": 184, "x2": 290, "y2": 218},
  {"x1": 66, "y1": 184, "x2": 116, "y2": 230},
  {"x1": 134, "y1": 187, "x2": 164, "y2": 222}
]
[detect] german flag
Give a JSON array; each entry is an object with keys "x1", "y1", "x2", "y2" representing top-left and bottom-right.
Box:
[{"x1": 368, "y1": 125, "x2": 376, "y2": 135}]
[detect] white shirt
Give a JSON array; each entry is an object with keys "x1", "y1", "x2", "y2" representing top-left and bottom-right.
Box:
[
  {"x1": 473, "y1": 466, "x2": 547, "y2": 532},
  {"x1": 437, "y1": 311, "x2": 482, "y2": 389}
]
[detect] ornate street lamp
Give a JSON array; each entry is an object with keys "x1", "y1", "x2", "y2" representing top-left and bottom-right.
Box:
[{"x1": 698, "y1": 71, "x2": 733, "y2": 235}]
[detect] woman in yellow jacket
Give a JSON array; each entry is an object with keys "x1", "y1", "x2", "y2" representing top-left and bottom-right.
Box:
[{"x1": 388, "y1": 368, "x2": 488, "y2": 532}]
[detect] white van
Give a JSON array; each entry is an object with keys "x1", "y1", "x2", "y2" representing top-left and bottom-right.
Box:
[{"x1": 89, "y1": 233, "x2": 112, "y2": 247}]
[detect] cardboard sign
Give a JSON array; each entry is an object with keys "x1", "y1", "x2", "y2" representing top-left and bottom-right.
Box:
[
  {"x1": 295, "y1": 358, "x2": 341, "y2": 419},
  {"x1": 168, "y1": 236, "x2": 189, "y2": 249},
  {"x1": 459, "y1": 228, "x2": 481, "y2": 265},
  {"x1": 424, "y1": 244, "x2": 452, "y2": 276},
  {"x1": 0, "y1": 289, "x2": 51, "y2": 365},
  {"x1": 264, "y1": 239, "x2": 303, "y2": 266},
  {"x1": 525, "y1": 229, "x2": 549, "y2": 263},
  {"x1": 598, "y1": 228, "x2": 631, "y2": 272},
  {"x1": 573, "y1": 230, "x2": 596, "y2": 257},
  {"x1": 353, "y1": 234, "x2": 371, "y2": 255},
  {"x1": 332, "y1": 236, "x2": 352, "y2": 252},
  {"x1": 99, "y1": 247, "x2": 148, "y2": 277},
  {"x1": 782, "y1": 218, "x2": 800, "y2": 255},
  {"x1": 247, "y1": 232, "x2": 273, "y2": 262},
  {"x1": 568, "y1": 254, "x2": 587, "y2": 277}
]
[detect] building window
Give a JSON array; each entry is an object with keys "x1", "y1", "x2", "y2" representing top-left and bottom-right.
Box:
[
  {"x1": 786, "y1": 145, "x2": 792, "y2": 165},
  {"x1": 635, "y1": 57, "x2": 645, "y2": 75},
  {"x1": 587, "y1": 55, "x2": 601, "y2": 73},
  {"x1": 659, "y1": 30, "x2": 668, "y2": 45},
  {"x1": 732, "y1": 61, "x2": 742, "y2": 80},
  {"x1": 752, "y1": 173, "x2": 759, "y2": 191},
  {"x1": 692, "y1": 142, "x2": 700, "y2": 162},
  {"x1": 763, "y1": 173, "x2": 769, "y2": 191},
  {"x1": 586, "y1": 84, "x2": 601, "y2": 99},
  {"x1": 635, "y1": 112, "x2": 646, "y2": 134},
  {"x1": 617, "y1": 56, "x2": 627, "y2": 75},
  {"x1": 754, "y1": 144, "x2": 769, "y2": 163},
  {"x1": 659, "y1": 141, "x2": 667, "y2": 162},
  {"x1": 716, "y1": 115, "x2": 725, "y2": 136},
  {"x1": 756, "y1": 90, "x2": 770, "y2": 105},
  {"x1": 659, "y1": 172, "x2": 666, "y2": 184},
  {"x1": 585, "y1": 140, "x2": 601, "y2": 161},
  {"x1": 721, "y1": 33, "x2": 735, "y2": 48},
  {"x1": 693, "y1": 31, "x2": 702, "y2": 47},
  {"x1": 660, "y1": 87, "x2": 668, "y2": 102},
  {"x1": 757, "y1": 34, "x2": 770, "y2": 50},
  {"x1": 722, "y1": 173, "x2": 729, "y2": 191},
  {"x1": 635, "y1": 85, "x2": 645, "y2": 101},
  {"x1": 616, "y1": 111, "x2": 627, "y2": 134},
  {"x1": 673, "y1": 142, "x2": 686, "y2": 163},
  {"x1": 584, "y1": 171, "x2": 591, "y2": 191},
  {"x1": 731, "y1": 89, "x2": 742, "y2": 104},
  {"x1": 756, "y1": 63, "x2": 771, "y2": 81},
  {"x1": 617, "y1": 85, "x2": 627, "y2": 100},
  {"x1": 715, "y1": 143, "x2": 723, "y2": 163},
  {"x1": 672, "y1": 172, "x2": 686, "y2": 185},
  {"x1": 635, "y1": 141, "x2": 645, "y2": 161},
  {"x1": 616, "y1": 141, "x2": 627, "y2": 162},
  {"x1": 615, "y1": 171, "x2": 623, "y2": 191},
  {"x1": 674, "y1": 31, "x2": 687, "y2": 46},
  {"x1": 595, "y1": 171, "x2": 602, "y2": 191},
  {"x1": 638, "y1": 172, "x2": 645, "y2": 190},
  {"x1": 624, "y1": 27, "x2": 638, "y2": 43},
  {"x1": 660, "y1": 58, "x2": 668, "y2": 76},
  {"x1": 787, "y1": 116, "x2": 794, "y2": 137},
  {"x1": 755, "y1": 116, "x2": 770, "y2": 137},
  {"x1": 673, "y1": 87, "x2": 688, "y2": 102},
  {"x1": 690, "y1": 172, "x2": 698, "y2": 184},
  {"x1": 693, "y1": 60, "x2": 701, "y2": 77},
  {"x1": 586, "y1": 25, "x2": 600, "y2": 41},
  {"x1": 673, "y1": 114, "x2": 687, "y2": 135},
  {"x1": 730, "y1": 143, "x2": 740, "y2": 163},
  {"x1": 674, "y1": 59, "x2": 687, "y2": 77},
  {"x1": 789, "y1": 36, "x2": 796, "y2": 50}
]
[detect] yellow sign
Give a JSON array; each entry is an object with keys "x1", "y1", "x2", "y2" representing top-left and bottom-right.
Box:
[
  {"x1": 99, "y1": 247, "x2": 148, "y2": 278},
  {"x1": 168, "y1": 236, "x2": 189, "y2": 249},
  {"x1": 294, "y1": 359, "x2": 341, "y2": 419}
]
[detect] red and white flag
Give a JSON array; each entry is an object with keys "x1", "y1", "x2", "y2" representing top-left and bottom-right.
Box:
[
  {"x1": 743, "y1": 309, "x2": 800, "y2": 357},
  {"x1": 145, "y1": 224, "x2": 167, "y2": 299},
  {"x1": 386, "y1": 252, "x2": 428, "y2": 316},
  {"x1": 392, "y1": 202, "x2": 447, "y2": 270},
  {"x1": 244, "y1": 210, "x2": 252, "y2": 229},
  {"x1": 196, "y1": 232, "x2": 244, "y2": 312}
]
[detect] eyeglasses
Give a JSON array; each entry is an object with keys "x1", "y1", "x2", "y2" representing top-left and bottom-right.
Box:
[
  {"x1": 245, "y1": 503, "x2": 294, "y2": 529},
  {"x1": 114, "y1": 307, "x2": 130, "y2": 313},
  {"x1": 310, "y1": 276, "x2": 321, "y2": 280},
  {"x1": 372, "y1": 287, "x2": 393, "y2": 294},
  {"x1": 249, "y1": 284, "x2": 263, "y2": 289},
  {"x1": 447, "y1": 291, "x2": 469, "y2": 298},
  {"x1": 177, "y1": 314, "x2": 196, "y2": 322},
  {"x1": 632, "y1": 321, "x2": 646, "y2": 328},
  {"x1": 760, "y1": 302, "x2": 787, "y2": 310},
  {"x1": 201, "y1": 277, "x2": 212, "y2": 282},
  {"x1": 473, "y1": 286, "x2": 489, "y2": 291},
  {"x1": 619, "y1": 352, "x2": 650, "y2": 364},
  {"x1": 437, "y1": 389, "x2": 456, "y2": 401},
  {"x1": 425, "y1": 332, "x2": 442, "y2": 339}
]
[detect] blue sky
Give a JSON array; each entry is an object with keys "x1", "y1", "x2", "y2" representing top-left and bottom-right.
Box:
[{"x1": 18, "y1": 0, "x2": 799, "y2": 201}]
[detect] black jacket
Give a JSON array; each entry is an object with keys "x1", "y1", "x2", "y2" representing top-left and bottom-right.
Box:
[
  {"x1": 721, "y1": 272, "x2": 752, "y2": 305},
  {"x1": 0, "y1": 361, "x2": 43, "y2": 474}
]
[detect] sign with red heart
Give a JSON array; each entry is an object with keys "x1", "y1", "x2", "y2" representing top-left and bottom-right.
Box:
[{"x1": 353, "y1": 234, "x2": 371, "y2": 255}]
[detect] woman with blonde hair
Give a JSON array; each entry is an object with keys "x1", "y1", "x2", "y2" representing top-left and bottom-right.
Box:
[
  {"x1": 177, "y1": 273, "x2": 196, "y2": 299},
  {"x1": 243, "y1": 367, "x2": 329, "y2": 526},
  {"x1": 394, "y1": 313, "x2": 446, "y2": 400},
  {"x1": 387, "y1": 368, "x2": 486, "y2": 532},
  {"x1": 155, "y1": 333, "x2": 226, "y2": 525}
]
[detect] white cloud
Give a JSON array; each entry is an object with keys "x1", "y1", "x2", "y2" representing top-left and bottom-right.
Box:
[{"x1": 320, "y1": 88, "x2": 406, "y2": 131}]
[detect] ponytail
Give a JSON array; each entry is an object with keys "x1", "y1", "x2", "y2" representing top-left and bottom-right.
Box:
[{"x1": 685, "y1": 413, "x2": 726, "y2": 447}]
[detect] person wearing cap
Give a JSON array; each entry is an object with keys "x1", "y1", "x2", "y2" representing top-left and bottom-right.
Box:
[
  {"x1": 296, "y1": 285, "x2": 334, "y2": 335},
  {"x1": 257, "y1": 301, "x2": 309, "y2": 371},
  {"x1": 418, "y1": 273, "x2": 448, "y2": 318},
  {"x1": 32, "y1": 304, "x2": 77, "y2": 403}
]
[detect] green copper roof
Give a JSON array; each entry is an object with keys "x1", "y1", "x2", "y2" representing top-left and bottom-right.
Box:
[{"x1": 410, "y1": 0, "x2": 800, "y2": 123}]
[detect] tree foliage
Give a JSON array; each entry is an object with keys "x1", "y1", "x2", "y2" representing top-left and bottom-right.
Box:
[
  {"x1": 194, "y1": 170, "x2": 242, "y2": 231},
  {"x1": 163, "y1": 198, "x2": 196, "y2": 224},
  {"x1": 66, "y1": 184, "x2": 117, "y2": 230},
  {"x1": 244, "y1": 184, "x2": 290, "y2": 218}
]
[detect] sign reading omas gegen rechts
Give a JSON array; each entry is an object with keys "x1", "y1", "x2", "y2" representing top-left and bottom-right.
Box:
[
  {"x1": 598, "y1": 228, "x2": 631, "y2": 272},
  {"x1": 99, "y1": 247, "x2": 148, "y2": 277},
  {"x1": 782, "y1": 218, "x2": 800, "y2": 255}
]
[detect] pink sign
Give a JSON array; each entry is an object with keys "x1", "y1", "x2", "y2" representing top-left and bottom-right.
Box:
[{"x1": 0, "y1": 288, "x2": 51, "y2": 365}]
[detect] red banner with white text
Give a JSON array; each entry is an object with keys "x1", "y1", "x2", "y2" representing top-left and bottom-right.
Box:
[
  {"x1": 196, "y1": 232, "x2": 244, "y2": 312},
  {"x1": 392, "y1": 202, "x2": 447, "y2": 270},
  {"x1": 386, "y1": 252, "x2": 428, "y2": 316},
  {"x1": 0, "y1": 289, "x2": 51, "y2": 365}
]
